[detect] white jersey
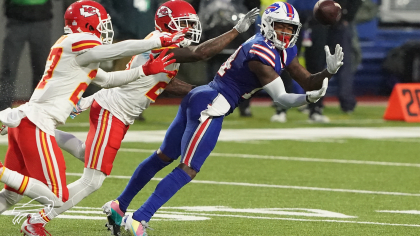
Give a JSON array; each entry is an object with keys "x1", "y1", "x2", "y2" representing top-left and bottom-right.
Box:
[
  {"x1": 16, "y1": 32, "x2": 162, "y2": 135},
  {"x1": 21, "y1": 33, "x2": 102, "y2": 135},
  {"x1": 93, "y1": 31, "x2": 180, "y2": 125}
]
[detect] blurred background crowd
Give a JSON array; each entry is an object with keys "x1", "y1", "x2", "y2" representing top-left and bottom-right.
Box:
[{"x1": 0, "y1": 0, "x2": 419, "y2": 122}]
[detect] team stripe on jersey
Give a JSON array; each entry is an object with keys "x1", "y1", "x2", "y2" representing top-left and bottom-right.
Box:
[
  {"x1": 250, "y1": 49, "x2": 276, "y2": 67},
  {"x1": 182, "y1": 117, "x2": 213, "y2": 166},
  {"x1": 72, "y1": 40, "x2": 101, "y2": 52},
  {"x1": 88, "y1": 109, "x2": 112, "y2": 170},
  {"x1": 17, "y1": 176, "x2": 29, "y2": 194},
  {"x1": 151, "y1": 45, "x2": 178, "y2": 54},
  {"x1": 252, "y1": 44, "x2": 276, "y2": 61}
]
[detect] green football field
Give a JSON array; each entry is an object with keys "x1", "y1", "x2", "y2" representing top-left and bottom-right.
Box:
[{"x1": 1, "y1": 104, "x2": 420, "y2": 236}]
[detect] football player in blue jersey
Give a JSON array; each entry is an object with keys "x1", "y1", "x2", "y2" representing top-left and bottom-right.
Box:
[{"x1": 105, "y1": 2, "x2": 344, "y2": 235}]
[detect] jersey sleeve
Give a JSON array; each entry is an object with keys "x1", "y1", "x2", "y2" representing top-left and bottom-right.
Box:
[
  {"x1": 247, "y1": 43, "x2": 277, "y2": 68},
  {"x1": 69, "y1": 33, "x2": 102, "y2": 54},
  {"x1": 284, "y1": 45, "x2": 298, "y2": 67}
]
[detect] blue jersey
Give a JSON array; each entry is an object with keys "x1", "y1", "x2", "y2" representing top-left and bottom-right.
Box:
[{"x1": 208, "y1": 33, "x2": 297, "y2": 114}]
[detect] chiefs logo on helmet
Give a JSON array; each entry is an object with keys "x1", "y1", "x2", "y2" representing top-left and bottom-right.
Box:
[
  {"x1": 80, "y1": 5, "x2": 99, "y2": 17},
  {"x1": 157, "y1": 6, "x2": 172, "y2": 18}
]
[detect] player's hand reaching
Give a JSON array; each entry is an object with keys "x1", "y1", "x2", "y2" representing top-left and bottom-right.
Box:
[
  {"x1": 0, "y1": 125, "x2": 7, "y2": 136},
  {"x1": 142, "y1": 48, "x2": 177, "y2": 77},
  {"x1": 159, "y1": 28, "x2": 188, "y2": 47},
  {"x1": 234, "y1": 8, "x2": 260, "y2": 33},
  {"x1": 325, "y1": 44, "x2": 344, "y2": 74},
  {"x1": 306, "y1": 78, "x2": 328, "y2": 103}
]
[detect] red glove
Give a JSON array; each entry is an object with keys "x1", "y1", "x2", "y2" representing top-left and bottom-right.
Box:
[
  {"x1": 142, "y1": 48, "x2": 177, "y2": 77},
  {"x1": 159, "y1": 28, "x2": 189, "y2": 47}
]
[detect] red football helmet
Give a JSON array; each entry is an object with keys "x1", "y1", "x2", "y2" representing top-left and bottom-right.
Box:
[
  {"x1": 155, "y1": 0, "x2": 202, "y2": 43},
  {"x1": 64, "y1": 0, "x2": 114, "y2": 44}
]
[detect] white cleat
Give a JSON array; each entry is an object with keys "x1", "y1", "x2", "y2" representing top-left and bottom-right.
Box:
[
  {"x1": 308, "y1": 113, "x2": 330, "y2": 123},
  {"x1": 270, "y1": 112, "x2": 287, "y2": 123},
  {"x1": 21, "y1": 215, "x2": 51, "y2": 236},
  {"x1": 122, "y1": 213, "x2": 151, "y2": 236},
  {"x1": 0, "y1": 125, "x2": 8, "y2": 135}
]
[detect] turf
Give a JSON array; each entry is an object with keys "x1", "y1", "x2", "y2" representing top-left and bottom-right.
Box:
[{"x1": 1, "y1": 104, "x2": 420, "y2": 236}]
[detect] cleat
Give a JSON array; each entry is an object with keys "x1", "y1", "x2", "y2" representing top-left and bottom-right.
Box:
[
  {"x1": 21, "y1": 215, "x2": 51, "y2": 236},
  {"x1": 308, "y1": 113, "x2": 330, "y2": 123},
  {"x1": 122, "y1": 213, "x2": 152, "y2": 236},
  {"x1": 102, "y1": 200, "x2": 125, "y2": 236},
  {"x1": 0, "y1": 125, "x2": 7, "y2": 135},
  {"x1": 270, "y1": 112, "x2": 287, "y2": 123}
]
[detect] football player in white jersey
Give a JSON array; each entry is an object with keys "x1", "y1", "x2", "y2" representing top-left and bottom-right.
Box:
[
  {"x1": 0, "y1": 0, "x2": 188, "y2": 234},
  {"x1": 22, "y1": 0, "x2": 258, "y2": 235}
]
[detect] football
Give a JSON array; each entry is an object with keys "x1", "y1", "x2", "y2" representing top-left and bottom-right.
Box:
[{"x1": 313, "y1": 0, "x2": 342, "y2": 25}]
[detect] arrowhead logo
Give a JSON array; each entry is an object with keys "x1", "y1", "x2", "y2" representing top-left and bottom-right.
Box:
[{"x1": 80, "y1": 5, "x2": 99, "y2": 17}]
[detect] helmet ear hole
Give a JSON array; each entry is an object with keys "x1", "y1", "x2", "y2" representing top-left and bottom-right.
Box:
[{"x1": 163, "y1": 23, "x2": 171, "y2": 32}]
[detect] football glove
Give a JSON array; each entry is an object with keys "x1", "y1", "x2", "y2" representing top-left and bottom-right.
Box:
[
  {"x1": 159, "y1": 28, "x2": 188, "y2": 47},
  {"x1": 0, "y1": 125, "x2": 7, "y2": 136},
  {"x1": 325, "y1": 44, "x2": 344, "y2": 74},
  {"x1": 306, "y1": 78, "x2": 328, "y2": 103},
  {"x1": 142, "y1": 48, "x2": 177, "y2": 77},
  {"x1": 70, "y1": 99, "x2": 84, "y2": 119},
  {"x1": 234, "y1": 8, "x2": 260, "y2": 33}
]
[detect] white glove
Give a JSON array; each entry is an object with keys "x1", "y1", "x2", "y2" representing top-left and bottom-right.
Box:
[
  {"x1": 306, "y1": 78, "x2": 328, "y2": 103},
  {"x1": 69, "y1": 96, "x2": 94, "y2": 119},
  {"x1": 0, "y1": 125, "x2": 7, "y2": 136},
  {"x1": 233, "y1": 8, "x2": 259, "y2": 33},
  {"x1": 325, "y1": 44, "x2": 344, "y2": 74},
  {"x1": 179, "y1": 38, "x2": 191, "y2": 48}
]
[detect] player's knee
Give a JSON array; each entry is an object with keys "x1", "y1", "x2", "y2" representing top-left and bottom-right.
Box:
[
  {"x1": 82, "y1": 169, "x2": 106, "y2": 193},
  {"x1": 157, "y1": 149, "x2": 174, "y2": 162},
  {"x1": 178, "y1": 163, "x2": 197, "y2": 179}
]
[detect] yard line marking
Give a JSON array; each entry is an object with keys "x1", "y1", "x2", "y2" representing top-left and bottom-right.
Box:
[
  {"x1": 376, "y1": 210, "x2": 420, "y2": 215},
  {"x1": 66, "y1": 172, "x2": 420, "y2": 197},
  {"x1": 157, "y1": 211, "x2": 420, "y2": 228},
  {"x1": 118, "y1": 148, "x2": 420, "y2": 168}
]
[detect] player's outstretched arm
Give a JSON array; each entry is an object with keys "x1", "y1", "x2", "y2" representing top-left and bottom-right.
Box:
[
  {"x1": 93, "y1": 48, "x2": 177, "y2": 88},
  {"x1": 169, "y1": 8, "x2": 260, "y2": 63},
  {"x1": 75, "y1": 30, "x2": 185, "y2": 66},
  {"x1": 164, "y1": 78, "x2": 196, "y2": 97},
  {"x1": 287, "y1": 44, "x2": 344, "y2": 91},
  {"x1": 249, "y1": 60, "x2": 317, "y2": 109}
]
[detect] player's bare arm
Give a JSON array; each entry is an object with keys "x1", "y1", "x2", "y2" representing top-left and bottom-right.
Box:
[
  {"x1": 163, "y1": 78, "x2": 195, "y2": 97},
  {"x1": 169, "y1": 8, "x2": 259, "y2": 63},
  {"x1": 248, "y1": 60, "x2": 280, "y2": 86},
  {"x1": 286, "y1": 44, "x2": 344, "y2": 91}
]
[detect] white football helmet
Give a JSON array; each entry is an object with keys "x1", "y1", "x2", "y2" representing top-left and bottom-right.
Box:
[{"x1": 260, "y1": 2, "x2": 302, "y2": 50}]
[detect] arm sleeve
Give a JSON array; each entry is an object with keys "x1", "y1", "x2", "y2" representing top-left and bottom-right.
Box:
[
  {"x1": 92, "y1": 67, "x2": 146, "y2": 89},
  {"x1": 263, "y1": 76, "x2": 309, "y2": 109},
  {"x1": 75, "y1": 38, "x2": 161, "y2": 66}
]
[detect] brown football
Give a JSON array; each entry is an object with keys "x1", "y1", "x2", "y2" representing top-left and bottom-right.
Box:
[{"x1": 313, "y1": 0, "x2": 342, "y2": 25}]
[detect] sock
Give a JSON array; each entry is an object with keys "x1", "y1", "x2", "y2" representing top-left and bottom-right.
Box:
[
  {"x1": 30, "y1": 168, "x2": 106, "y2": 224},
  {"x1": 133, "y1": 167, "x2": 191, "y2": 222},
  {"x1": 54, "y1": 129, "x2": 85, "y2": 162},
  {"x1": 0, "y1": 168, "x2": 64, "y2": 207},
  {"x1": 0, "y1": 189, "x2": 23, "y2": 214},
  {"x1": 117, "y1": 152, "x2": 171, "y2": 212}
]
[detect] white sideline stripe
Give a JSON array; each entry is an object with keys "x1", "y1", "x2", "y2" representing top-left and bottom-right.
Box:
[
  {"x1": 66, "y1": 172, "x2": 420, "y2": 197},
  {"x1": 118, "y1": 148, "x2": 420, "y2": 168},
  {"x1": 3, "y1": 127, "x2": 420, "y2": 144}
]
